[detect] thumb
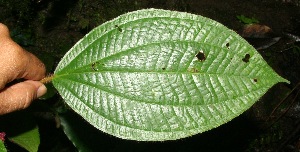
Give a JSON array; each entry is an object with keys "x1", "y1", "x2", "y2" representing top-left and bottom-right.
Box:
[{"x1": 0, "y1": 80, "x2": 47, "y2": 115}]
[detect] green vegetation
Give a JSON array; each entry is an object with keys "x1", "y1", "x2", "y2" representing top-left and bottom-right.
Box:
[
  {"x1": 52, "y1": 9, "x2": 288, "y2": 142},
  {"x1": 237, "y1": 15, "x2": 260, "y2": 24},
  {"x1": 0, "y1": 0, "x2": 298, "y2": 151}
]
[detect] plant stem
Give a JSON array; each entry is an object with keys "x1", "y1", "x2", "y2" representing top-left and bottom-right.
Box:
[{"x1": 40, "y1": 74, "x2": 54, "y2": 84}]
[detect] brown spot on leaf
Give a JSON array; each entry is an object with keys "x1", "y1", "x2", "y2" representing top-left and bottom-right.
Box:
[
  {"x1": 196, "y1": 50, "x2": 206, "y2": 62},
  {"x1": 188, "y1": 68, "x2": 199, "y2": 73},
  {"x1": 242, "y1": 54, "x2": 250, "y2": 63},
  {"x1": 162, "y1": 67, "x2": 166, "y2": 70},
  {"x1": 91, "y1": 62, "x2": 99, "y2": 71},
  {"x1": 253, "y1": 78, "x2": 258, "y2": 83}
]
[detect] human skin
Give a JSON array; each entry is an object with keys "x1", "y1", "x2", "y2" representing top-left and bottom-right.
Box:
[{"x1": 0, "y1": 23, "x2": 47, "y2": 115}]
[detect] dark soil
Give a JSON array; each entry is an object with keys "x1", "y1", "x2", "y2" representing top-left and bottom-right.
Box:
[{"x1": 0, "y1": 0, "x2": 300, "y2": 151}]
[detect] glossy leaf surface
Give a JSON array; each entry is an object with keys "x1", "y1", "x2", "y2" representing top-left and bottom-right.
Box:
[{"x1": 52, "y1": 9, "x2": 288, "y2": 141}]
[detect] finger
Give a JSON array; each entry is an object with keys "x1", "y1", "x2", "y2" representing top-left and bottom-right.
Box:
[
  {"x1": 0, "y1": 23, "x2": 10, "y2": 37},
  {"x1": 21, "y1": 50, "x2": 46, "y2": 80},
  {"x1": 0, "y1": 24, "x2": 46, "y2": 89},
  {"x1": 0, "y1": 80, "x2": 47, "y2": 115}
]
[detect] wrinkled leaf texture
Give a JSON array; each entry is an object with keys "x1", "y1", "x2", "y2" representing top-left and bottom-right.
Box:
[{"x1": 52, "y1": 9, "x2": 288, "y2": 141}]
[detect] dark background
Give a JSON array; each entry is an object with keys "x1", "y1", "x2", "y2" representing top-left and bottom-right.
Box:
[{"x1": 0, "y1": 0, "x2": 300, "y2": 151}]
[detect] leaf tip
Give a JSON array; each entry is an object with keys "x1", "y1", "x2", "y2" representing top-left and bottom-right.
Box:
[
  {"x1": 277, "y1": 76, "x2": 290, "y2": 84},
  {"x1": 283, "y1": 79, "x2": 290, "y2": 84}
]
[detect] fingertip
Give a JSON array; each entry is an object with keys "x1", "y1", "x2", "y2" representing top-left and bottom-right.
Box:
[
  {"x1": 0, "y1": 80, "x2": 47, "y2": 115},
  {"x1": 0, "y1": 23, "x2": 10, "y2": 37},
  {"x1": 24, "y1": 80, "x2": 47, "y2": 98},
  {"x1": 37, "y1": 84, "x2": 47, "y2": 98}
]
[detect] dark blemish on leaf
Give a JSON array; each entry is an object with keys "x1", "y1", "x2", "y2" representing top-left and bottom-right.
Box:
[
  {"x1": 162, "y1": 67, "x2": 166, "y2": 70},
  {"x1": 253, "y1": 78, "x2": 258, "y2": 83},
  {"x1": 226, "y1": 43, "x2": 230, "y2": 48},
  {"x1": 242, "y1": 54, "x2": 250, "y2": 63},
  {"x1": 196, "y1": 50, "x2": 206, "y2": 62},
  {"x1": 91, "y1": 62, "x2": 99, "y2": 71},
  {"x1": 115, "y1": 25, "x2": 122, "y2": 32}
]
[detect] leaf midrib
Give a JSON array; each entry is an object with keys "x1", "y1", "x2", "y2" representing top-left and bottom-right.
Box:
[{"x1": 54, "y1": 71, "x2": 268, "y2": 107}]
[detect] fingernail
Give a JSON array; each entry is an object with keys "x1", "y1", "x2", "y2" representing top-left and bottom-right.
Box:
[{"x1": 37, "y1": 84, "x2": 47, "y2": 98}]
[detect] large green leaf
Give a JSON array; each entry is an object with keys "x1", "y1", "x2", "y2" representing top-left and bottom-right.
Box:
[{"x1": 52, "y1": 9, "x2": 288, "y2": 141}]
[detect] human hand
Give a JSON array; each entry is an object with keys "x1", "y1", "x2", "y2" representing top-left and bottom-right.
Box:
[{"x1": 0, "y1": 23, "x2": 47, "y2": 115}]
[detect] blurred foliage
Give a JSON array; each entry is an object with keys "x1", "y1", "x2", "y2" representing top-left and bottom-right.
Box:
[
  {"x1": 237, "y1": 15, "x2": 260, "y2": 24},
  {"x1": 246, "y1": 125, "x2": 283, "y2": 152},
  {"x1": 10, "y1": 28, "x2": 35, "y2": 46},
  {"x1": 0, "y1": 0, "x2": 34, "y2": 26},
  {"x1": 0, "y1": 140, "x2": 7, "y2": 152},
  {"x1": 292, "y1": 45, "x2": 300, "y2": 55},
  {"x1": 0, "y1": 111, "x2": 40, "y2": 152}
]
